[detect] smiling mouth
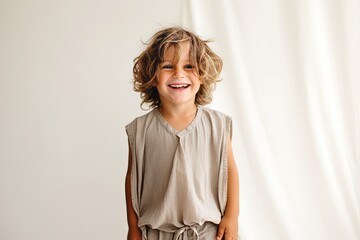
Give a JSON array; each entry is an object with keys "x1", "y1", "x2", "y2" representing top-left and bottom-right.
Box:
[{"x1": 168, "y1": 84, "x2": 190, "y2": 89}]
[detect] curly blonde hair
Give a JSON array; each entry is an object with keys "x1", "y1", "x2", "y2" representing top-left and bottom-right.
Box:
[{"x1": 132, "y1": 27, "x2": 223, "y2": 109}]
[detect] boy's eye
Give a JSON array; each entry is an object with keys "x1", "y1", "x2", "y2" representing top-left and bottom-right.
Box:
[
  {"x1": 162, "y1": 65, "x2": 173, "y2": 69},
  {"x1": 184, "y1": 64, "x2": 193, "y2": 69}
]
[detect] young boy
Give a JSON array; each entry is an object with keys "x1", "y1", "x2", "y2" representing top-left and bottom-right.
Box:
[{"x1": 125, "y1": 27, "x2": 239, "y2": 240}]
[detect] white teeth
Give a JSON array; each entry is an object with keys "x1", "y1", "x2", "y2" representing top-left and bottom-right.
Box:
[{"x1": 169, "y1": 84, "x2": 189, "y2": 88}]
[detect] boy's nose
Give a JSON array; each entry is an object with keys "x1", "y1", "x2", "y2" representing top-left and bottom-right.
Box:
[{"x1": 173, "y1": 68, "x2": 185, "y2": 79}]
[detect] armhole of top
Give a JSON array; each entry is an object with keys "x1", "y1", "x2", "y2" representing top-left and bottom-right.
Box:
[
  {"x1": 228, "y1": 116, "x2": 233, "y2": 141},
  {"x1": 220, "y1": 115, "x2": 232, "y2": 215},
  {"x1": 125, "y1": 122, "x2": 140, "y2": 216},
  {"x1": 125, "y1": 124, "x2": 134, "y2": 146}
]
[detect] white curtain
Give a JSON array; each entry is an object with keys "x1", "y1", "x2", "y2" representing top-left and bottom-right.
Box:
[{"x1": 182, "y1": 1, "x2": 360, "y2": 239}]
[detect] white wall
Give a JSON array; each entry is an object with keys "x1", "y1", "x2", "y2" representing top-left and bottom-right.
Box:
[{"x1": 0, "y1": 1, "x2": 181, "y2": 239}]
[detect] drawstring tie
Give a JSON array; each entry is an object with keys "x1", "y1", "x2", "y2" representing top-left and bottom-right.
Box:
[{"x1": 174, "y1": 225, "x2": 200, "y2": 240}]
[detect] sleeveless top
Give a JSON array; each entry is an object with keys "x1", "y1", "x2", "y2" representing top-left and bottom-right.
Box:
[{"x1": 125, "y1": 106, "x2": 232, "y2": 235}]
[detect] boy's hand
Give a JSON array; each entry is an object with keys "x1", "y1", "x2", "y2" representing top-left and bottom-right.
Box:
[
  {"x1": 216, "y1": 215, "x2": 238, "y2": 240},
  {"x1": 127, "y1": 226, "x2": 142, "y2": 240}
]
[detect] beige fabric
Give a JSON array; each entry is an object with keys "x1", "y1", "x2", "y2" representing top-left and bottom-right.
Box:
[
  {"x1": 126, "y1": 106, "x2": 232, "y2": 239},
  {"x1": 145, "y1": 222, "x2": 218, "y2": 240}
]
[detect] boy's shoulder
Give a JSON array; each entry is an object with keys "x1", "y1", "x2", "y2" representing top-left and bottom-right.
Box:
[
  {"x1": 126, "y1": 109, "x2": 157, "y2": 127},
  {"x1": 200, "y1": 106, "x2": 232, "y2": 120}
]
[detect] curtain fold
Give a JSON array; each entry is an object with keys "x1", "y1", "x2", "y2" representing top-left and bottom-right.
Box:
[{"x1": 182, "y1": 0, "x2": 360, "y2": 239}]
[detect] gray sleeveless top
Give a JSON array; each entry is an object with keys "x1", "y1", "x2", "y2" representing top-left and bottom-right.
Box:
[{"x1": 125, "y1": 106, "x2": 232, "y2": 234}]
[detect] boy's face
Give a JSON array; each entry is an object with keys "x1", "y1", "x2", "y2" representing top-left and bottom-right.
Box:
[{"x1": 155, "y1": 42, "x2": 202, "y2": 108}]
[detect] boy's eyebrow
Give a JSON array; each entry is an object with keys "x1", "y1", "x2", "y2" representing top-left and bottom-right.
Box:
[{"x1": 161, "y1": 59, "x2": 191, "y2": 63}]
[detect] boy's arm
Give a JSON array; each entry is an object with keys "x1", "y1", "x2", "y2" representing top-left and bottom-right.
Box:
[
  {"x1": 217, "y1": 136, "x2": 239, "y2": 239},
  {"x1": 125, "y1": 144, "x2": 142, "y2": 239}
]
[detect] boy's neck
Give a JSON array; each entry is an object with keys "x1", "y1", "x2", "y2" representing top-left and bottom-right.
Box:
[
  {"x1": 158, "y1": 103, "x2": 197, "y2": 119},
  {"x1": 158, "y1": 103, "x2": 198, "y2": 131}
]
